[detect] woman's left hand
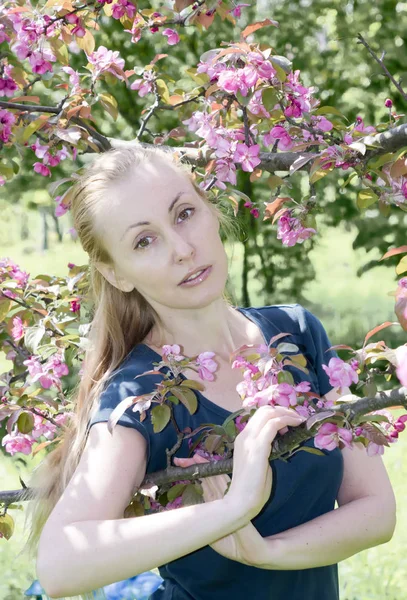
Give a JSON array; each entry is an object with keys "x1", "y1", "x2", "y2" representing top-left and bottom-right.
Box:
[{"x1": 173, "y1": 453, "x2": 269, "y2": 567}]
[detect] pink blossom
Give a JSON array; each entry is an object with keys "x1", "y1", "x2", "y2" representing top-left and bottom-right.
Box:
[
  {"x1": 264, "y1": 125, "x2": 293, "y2": 150},
  {"x1": 395, "y1": 345, "x2": 407, "y2": 387},
  {"x1": 61, "y1": 66, "x2": 82, "y2": 94},
  {"x1": 162, "y1": 344, "x2": 185, "y2": 361},
  {"x1": 0, "y1": 76, "x2": 18, "y2": 97},
  {"x1": 23, "y1": 356, "x2": 43, "y2": 378},
  {"x1": 314, "y1": 422, "x2": 353, "y2": 451},
  {"x1": 354, "y1": 117, "x2": 376, "y2": 134},
  {"x1": 162, "y1": 28, "x2": 180, "y2": 45},
  {"x1": 317, "y1": 116, "x2": 334, "y2": 132},
  {"x1": 33, "y1": 162, "x2": 51, "y2": 177},
  {"x1": 11, "y1": 316, "x2": 24, "y2": 341},
  {"x1": 321, "y1": 357, "x2": 359, "y2": 393},
  {"x1": 227, "y1": 3, "x2": 250, "y2": 17},
  {"x1": 215, "y1": 158, "x2": 237, "y2": 186},
  {"x1": 71, "y1": 23, "x2": 87, "y2": 37},
  {"x1": 0, "y1": 24, "x2": 10, "y2": 44},
  {"x1": 233, "y1": 143, "x2": 261, "y2": 172},
  {"x1": 196, "y1": 351, "x2": 218, "y2": 381},
  {"x1": 277, "y1": 210, "x2": 317, "y2": 247},
  {"x1": 86, "y1": 46, "x2": 125, "y2": 79},
  {"x1": 273, "y1": 382, "x2": 298, "y2": 407},
  {"x1": 31, "y1": 138, "x2": 50, "y2": 159},
  {"x1": 55, "y1": 196, "x2": 69, "y2": 217},
  {"x1": 385, "y1": 98, "x2": 393, "y2": 108},
  {"x1": 48, "y1": 354, "x2": 69, "y2": 378},
  {"x1": 1, "y1": 432, "x2": 34, "y2": 456},
  {"x1": 366, "y1": 442, "x2": 384, "y2": 456},
  {"x1": 29, "y1": 49, "x2": 55, "y2": 74},
  {"x1": 0, "y1": 109, "x2": 16, "y2": 143},
  {"x1": 70, "y1": 299, "x2": 81, "y2": 313}
]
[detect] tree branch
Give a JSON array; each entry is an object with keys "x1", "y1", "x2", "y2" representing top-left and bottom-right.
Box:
[
  {"x1": 1, "y1": 386, "x2": 406, "y2": 506},
  {"x1": 357, "y1": 34, "x2": 407, "y2": 102}
]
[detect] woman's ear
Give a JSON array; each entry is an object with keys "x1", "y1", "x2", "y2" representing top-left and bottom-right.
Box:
[{"x1": 94, "y1": 261, "x2": 134, "y2": 292}]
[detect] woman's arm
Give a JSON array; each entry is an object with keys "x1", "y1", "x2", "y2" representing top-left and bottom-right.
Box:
[
  {"x1": 259, "y1": 388, "x2": 395, "y2": 570},
  {"x1": 38, "y1": 495, "x2": 249, "y2": 598}
]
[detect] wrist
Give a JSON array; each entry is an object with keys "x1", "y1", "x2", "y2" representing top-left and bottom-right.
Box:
[{"x1": 220, "y1": 495, "x2": 252, "y2": 529}]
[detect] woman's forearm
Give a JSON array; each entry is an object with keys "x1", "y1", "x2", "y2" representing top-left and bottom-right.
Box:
[
  {"x1": 36, "y1": 497, "x2": 249, "y2": 598},
  {"x1": 261, "y1": 496, "x2": 396, "y2": 571}
]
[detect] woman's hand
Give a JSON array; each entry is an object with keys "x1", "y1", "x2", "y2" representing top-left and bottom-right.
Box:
[{"x1": 173, "y1": 453, "x2": 269, "y2": 567}]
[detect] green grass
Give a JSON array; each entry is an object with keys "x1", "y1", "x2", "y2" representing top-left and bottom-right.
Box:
[{"x1": 0, "y1": 210, "x2": 406, "y2": 599}]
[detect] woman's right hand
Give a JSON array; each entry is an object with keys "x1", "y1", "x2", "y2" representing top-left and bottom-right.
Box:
[{"x1": 225, "y1": 405, "x2": 306, "y2": 521}]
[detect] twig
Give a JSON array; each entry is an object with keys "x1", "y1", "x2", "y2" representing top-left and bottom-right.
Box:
[{"x1": 357, "y1": 33, "x2": 407, "y2": 102}]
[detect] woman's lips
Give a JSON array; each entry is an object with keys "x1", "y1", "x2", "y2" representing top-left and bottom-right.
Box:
[{"x1": 179, "y1": 266, "x2": 212, "y2": 287}]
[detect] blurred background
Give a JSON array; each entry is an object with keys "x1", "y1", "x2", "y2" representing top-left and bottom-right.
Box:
[{"x1": 1, "y1": 0, "x2": 407, "y2": 598}]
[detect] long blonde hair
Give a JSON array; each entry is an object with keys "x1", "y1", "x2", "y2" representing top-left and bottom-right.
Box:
[{"x1": 20, "y1": 145, "x2": 240, "y2": 594}]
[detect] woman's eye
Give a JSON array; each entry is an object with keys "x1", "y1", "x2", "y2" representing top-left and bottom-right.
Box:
[
  {"x1": 133, "y1": 207, "x2": 195, "y2": 250},
  {"x1": 178, "y1": 207, "x2": 195, "y2": 222}
]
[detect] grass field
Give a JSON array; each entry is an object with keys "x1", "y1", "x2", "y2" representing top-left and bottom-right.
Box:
[{"x1": 0, "y1": 207, "x2": 405, "y2": 599}]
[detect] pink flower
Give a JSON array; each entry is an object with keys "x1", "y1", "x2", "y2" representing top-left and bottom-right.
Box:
[
  {"x1": 385, "y1": 98, "x2": 393, "y2": 108},
  {"x1": 314, "y1": 422, "x2": 353, "y2": 451},
  {"x1": 395, "y1": 345, "x2": 407, "y2": 387},
  {"x1": 1, "y1": 432, "x2": 34, "y2": 456},
  {"x1": 317, "y1": 116, "x2": 334, "y2": 132},
  {"x1": 11, "y1": 316, "x2": 24, "y2": 341},
  {"x1": 86, "y1": 46, "x2": 125, "y2": 79},
  {"x1": 162, "y1": 344, "x2": 185, "y2": 361},
  {"x1": 0, "y1": 76, "x2": 18, "y2": 97},
  {"x1": 196, "y1": 351, "x2": 218, "y2": 381},
  {"x1": 264, "y1": 125, "x2": 293, "y2": 150},
  {"x1": 366, "y1": 442, "x2": 384, "y2": 456},
  {"x1": 31, "y1": 138, "x2": 49, "y2": 159},
  {"x1": 233, "y1": 143, "x2": 261, "y2": 172},
  {"x1": 321, "y1": 357, "x2": 359, "y2": 393},
  {"x1": 70, "y1": 299, "x2": 81, "y2": 313},
  {"x1": 228, "y1": 3, "x2": 251, "y2": 18},
  {"x1": 162, "y1": 28, "x2": 180, "y2": 45},
  {"x1": 33, "y1": 162, "x2": 51, "y2": 177}
]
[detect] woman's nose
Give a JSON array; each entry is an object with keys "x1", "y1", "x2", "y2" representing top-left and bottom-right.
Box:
[{"x1": 171, "y1": 232, "x2": 195, "y2": 262}]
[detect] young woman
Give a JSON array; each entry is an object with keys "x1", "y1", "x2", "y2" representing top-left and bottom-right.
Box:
[{"x1": 24, "y1": 146, "x2": 396, "y2": 600}]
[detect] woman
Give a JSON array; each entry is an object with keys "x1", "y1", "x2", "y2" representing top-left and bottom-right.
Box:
[{"x1": 24, "y1": 146, "x2": 396, "y2": 600}]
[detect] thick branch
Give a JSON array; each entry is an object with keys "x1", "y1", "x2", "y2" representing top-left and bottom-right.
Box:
[
  {"x1": 3, "y1": 98, "x2": 407, "y2": 170},
  {"x1": 1, "y1": 386, "x2": 406, "y2": 506}
]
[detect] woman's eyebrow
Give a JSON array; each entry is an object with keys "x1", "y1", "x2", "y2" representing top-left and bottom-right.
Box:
[{"x1": 120, "y1": 191, "x2": 187, "y2": 241}]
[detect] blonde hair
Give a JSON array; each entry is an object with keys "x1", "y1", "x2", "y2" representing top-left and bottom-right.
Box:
[{"x1": 20, "y1": 145, "x2": 240, "y2": 597}]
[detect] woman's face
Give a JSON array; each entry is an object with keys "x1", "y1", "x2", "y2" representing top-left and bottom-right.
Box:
[{"x1": 95, "y1": 158, "x2": 229, "y2": 310}]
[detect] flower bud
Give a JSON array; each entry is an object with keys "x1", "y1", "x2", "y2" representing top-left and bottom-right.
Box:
[{"x1": 385, "y1": 98, "x2": 393, "y2": 108}]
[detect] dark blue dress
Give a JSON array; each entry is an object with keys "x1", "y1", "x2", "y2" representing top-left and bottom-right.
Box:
[{"x1": 86, "y1": 304, "x2": 344, "y2": 600}]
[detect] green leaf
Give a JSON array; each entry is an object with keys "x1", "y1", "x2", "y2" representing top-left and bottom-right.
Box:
[
  {"x1": 277, "y1": 342, "x2": 299, "y2": 353},
  {"x1": 0, "y1": 514, "x2": 14, "y2": 540},
  {"x1": 167, "y1": 483, "x2": 187, "y2": 502},
  {"x1": 99, "y1": 93, "x2": 118, "y2": 121},
  {"x1": 277, "y1": 370, "x2": 295, "y2": 385},
  {"x1": 155, "y1": 79, "x2": 170, "y2": 103},
  {"x1": 295, "y1": 446, "x2": 326, "y2": 456},
  {"x1": 182, "y1": 483, "x2": 204, "y2": 506},
  {"x1": 262, "y1": 88, "x2": 278, "y2": 111},
  {"x1": 24, "y1": 324, "x2": 46, "y2": 354},
  {"x1": 17, "y1": 412, "x2": 35, "y2": 434},
  {"x1": 151, "y1": 404, "x2": 171, "y2": 433},
  {"x1": 357, "y1": 189, "x2": 378, "y2": 210},
  {"x1": 314, "y1": 106, "x2": 347, "y2": 119},
  {"x1": 171, "y1": 386, "x2": 198, "y2": 415},
  {"x1": 180, "y1": 378, "x2": 205, "y2": 391}
]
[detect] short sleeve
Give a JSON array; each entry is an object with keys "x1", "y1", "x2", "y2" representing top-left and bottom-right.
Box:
[
  {"x1": 297, "y1": 305, "x2": 340, "y2": 396},
  {"x1": 87, "y1": 365, "x2": 154, "y2": 464}
]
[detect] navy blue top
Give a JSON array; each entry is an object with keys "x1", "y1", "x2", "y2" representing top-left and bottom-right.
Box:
[{"x1": 86, "y1": 304, "x2": 344, "y2": 600}]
